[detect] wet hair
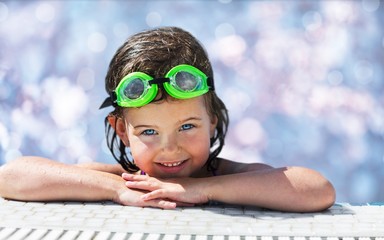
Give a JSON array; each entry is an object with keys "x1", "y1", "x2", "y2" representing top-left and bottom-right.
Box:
[{"x1": 104, "y1": 26, "x2": 229, "y2": 173}]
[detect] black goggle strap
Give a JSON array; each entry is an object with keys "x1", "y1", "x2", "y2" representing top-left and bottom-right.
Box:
[
  {"x1": 99, "y1": 76, "x2": 214, "y2": 109},
  {"x1": 149, "y1": 77, "x2": 215, "y2": 90},
  {"x1": 99, "y1": 92, "x2": 118, "y2": 109},
  {"x1": 148, "y1": 77, "x2": 170, "y2": 85},
  {"x1": 207, "y1": 77, "x2": 214, "y2": 91}
]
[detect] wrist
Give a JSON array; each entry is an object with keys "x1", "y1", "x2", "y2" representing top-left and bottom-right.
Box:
[
  {"x1": 200, "y1": 176, "x2": 224, "y2": 203},
  {"x1": 198, "y1": 177, "x2": 218, "y2": 203},
  {"x1": 95, "y1": 171, "x2": 126, "y2": 203}
]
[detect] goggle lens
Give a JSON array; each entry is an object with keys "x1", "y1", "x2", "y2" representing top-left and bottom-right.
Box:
[
  {"x1": 173, "y1": 71, "x2": 200, "y2": 92},
  {"x1": 124, "y1": 78, "x2": 145, "y2": 99},
  {"x1": 115, "y1": 72, "x2": 157, "y2": 108}
]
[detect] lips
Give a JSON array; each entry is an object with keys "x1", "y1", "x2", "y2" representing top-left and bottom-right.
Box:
[
  {"x1": 156, "y1": 160, "x2": 187, "y2": 174},
  {"x1": 158, "y1": 160, "x2": 185, "y2": 167}
]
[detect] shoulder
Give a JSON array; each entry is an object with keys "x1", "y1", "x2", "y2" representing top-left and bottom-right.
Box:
[{"x1": 215, "y1": 158, "x2": 274, "y2": 175}]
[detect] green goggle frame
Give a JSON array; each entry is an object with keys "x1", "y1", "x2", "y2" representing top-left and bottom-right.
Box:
[{"x1": 100, "y1": 64, "x2": 214, "y2": 108}]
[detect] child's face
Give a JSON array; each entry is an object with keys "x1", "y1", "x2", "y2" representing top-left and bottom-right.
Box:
[{"x1": 117, "y1": 96, "x2": 217, "y2": 178}]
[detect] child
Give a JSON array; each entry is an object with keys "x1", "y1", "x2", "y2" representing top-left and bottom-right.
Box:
[{"x1": 0, "y1": 27, "x2": 335, "y2": 212}]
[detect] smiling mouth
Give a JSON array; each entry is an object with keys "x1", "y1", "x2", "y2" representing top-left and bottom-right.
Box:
[{"x1": 158, "y1": 160, "x2": 185, "y2": 167}]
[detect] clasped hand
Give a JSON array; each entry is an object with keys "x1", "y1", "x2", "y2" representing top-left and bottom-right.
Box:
[{"x1": 117, "y1": 173, "x2": 209, "y2": 209}]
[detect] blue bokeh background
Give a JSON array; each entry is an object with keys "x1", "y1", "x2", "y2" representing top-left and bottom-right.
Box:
[{"x1": 0, "y1": 0, "x2": 383, "y2": 204}]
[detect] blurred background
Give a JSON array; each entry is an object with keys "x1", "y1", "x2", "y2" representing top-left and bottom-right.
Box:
[{"x1": 0, "y1": 0, "x2": 383, "y2": 204}]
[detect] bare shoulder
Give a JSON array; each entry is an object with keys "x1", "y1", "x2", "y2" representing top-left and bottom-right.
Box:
[{"x1": 216, "y1": 158, "x2": 274, "y2": 175}]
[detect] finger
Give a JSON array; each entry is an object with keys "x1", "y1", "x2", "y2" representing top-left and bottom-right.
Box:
[
  {"x1": 119, "y1": 197, "x2": 176, "y2": 210},
  {"x1": 147, "y1": 199, "x2": 177, "y2": 210},
  {"x1": 122, "y1": 173, "x2": 148, "y2": 181},
  {"x1": 126, "y1": 180, "x2": 160, "y2": 191},
  {"x1": 146, "y1": 197, "x2": 194, "y2": 208},
  {"x1": 141, "y1": 189, "x2": 169, "y2": 201},
  {"x1": 141, "y1": 191, "x2": 196, "y2": 207}
]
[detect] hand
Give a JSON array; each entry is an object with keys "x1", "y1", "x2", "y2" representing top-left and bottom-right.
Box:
[
  {"x1": 122, "y1": 173, "x2": 209, "y2": 206},
  {"x1": 113, "y1": 181, "x2": 179, "y2": 209}
]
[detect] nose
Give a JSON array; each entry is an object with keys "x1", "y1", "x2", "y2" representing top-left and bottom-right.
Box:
[{"x1": 161, "y1": 133, "x2": 180, "y2": 154}]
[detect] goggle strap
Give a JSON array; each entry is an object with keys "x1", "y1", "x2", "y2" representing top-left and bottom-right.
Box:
[
  {"x1": 99, "y1": 97, "x2": 112, "y2": 109},
  {"x1": 150, "y1": 77, "x2": 215, "y2": 90},
  {"x1": 207, "y1": 77, "x2": 215, "y2": 91},
  {"x1": 148, "y1": 77, "x2": 170, "y2": 85},
  {"x1": 99, "y1": 92, "x2": 117, "y2": 109}
]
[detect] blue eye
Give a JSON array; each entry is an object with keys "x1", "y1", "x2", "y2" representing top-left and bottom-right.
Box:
[
  {"x1": 142, "y1": 129, "x2": 157, "y2": 135},
  {"x1": 180, "y1": 124, "x2": 194, "y2": 131}
]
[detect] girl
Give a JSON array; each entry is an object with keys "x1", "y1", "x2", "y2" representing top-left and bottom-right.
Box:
[{"x1": 0, "y1": 27, "x2": 335, "y2": 212}]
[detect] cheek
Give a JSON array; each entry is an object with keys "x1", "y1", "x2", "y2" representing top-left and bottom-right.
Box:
[
  {"x1": 183, "y1": 132, "x2": 211, "y2": 159},
  {"x1": 128, "y1": 137, "x2": 156, "y2": 165}
]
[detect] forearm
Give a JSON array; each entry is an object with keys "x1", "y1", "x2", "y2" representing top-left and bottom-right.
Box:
[
  {"x1": 203, "y1": 167, "x2": 335, "y2": 212},
  {"x1": 76, "y1": 162, "x2": 126, "y2": 175},
  {"x1": 0, "y1": 157, "x2": 123, "y2": 202}
]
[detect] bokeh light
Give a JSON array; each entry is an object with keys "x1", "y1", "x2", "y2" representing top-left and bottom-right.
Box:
[{"x1": 0, "y1": 0, "x2": 383, "y2": 204}]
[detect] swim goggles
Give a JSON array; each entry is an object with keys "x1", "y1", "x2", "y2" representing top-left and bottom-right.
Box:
[{"x1": 99, "y1": 64, "x2": 214, "y2": 108}]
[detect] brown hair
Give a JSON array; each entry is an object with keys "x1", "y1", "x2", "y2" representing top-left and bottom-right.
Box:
[{"x1": 104, "y1": 27, "x2": 228, "y2": 173}]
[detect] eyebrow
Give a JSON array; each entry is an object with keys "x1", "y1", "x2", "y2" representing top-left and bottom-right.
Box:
[
  {"x1": 132, "y1": 124, "x2": 158, "y2": 129},
  {"x1": 179, "y1": 117, "x2": 203, "y2": 123},
  {"x1": 132, "y1": 117, "x2": 203, "y2": 129}
]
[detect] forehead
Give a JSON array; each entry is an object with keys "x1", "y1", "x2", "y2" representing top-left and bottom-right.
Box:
[{"x1": 123, "y1": 96, "x2": 210, "y2": 123}]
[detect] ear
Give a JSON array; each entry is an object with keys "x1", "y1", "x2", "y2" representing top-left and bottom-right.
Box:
[
  {"x1": 108, "y1": 115, "x2": 130, "y2": 147},
  {"x1": 210, "y1": 116, "x2": 218, "y2": 138}
]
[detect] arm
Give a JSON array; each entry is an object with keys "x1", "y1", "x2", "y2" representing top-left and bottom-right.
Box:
[
  {"x1": 124, "y1": 162, "x2": 336, "y2": 212},
  {"x1": 75, "y1": 162, "x2": 126, "y2": 176},
  {"x1": 208, "y1": 160, "x2": 336, "y2": 212},
  {"x1": 0, "y1": 156, "x2": 179, "y2": 209},
  {"x1": 201, "y1": 166, "x2": 335, "y2": 212},
  {"x1": 0, "y1": 156, "x2": 122, "y2": 202}
]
